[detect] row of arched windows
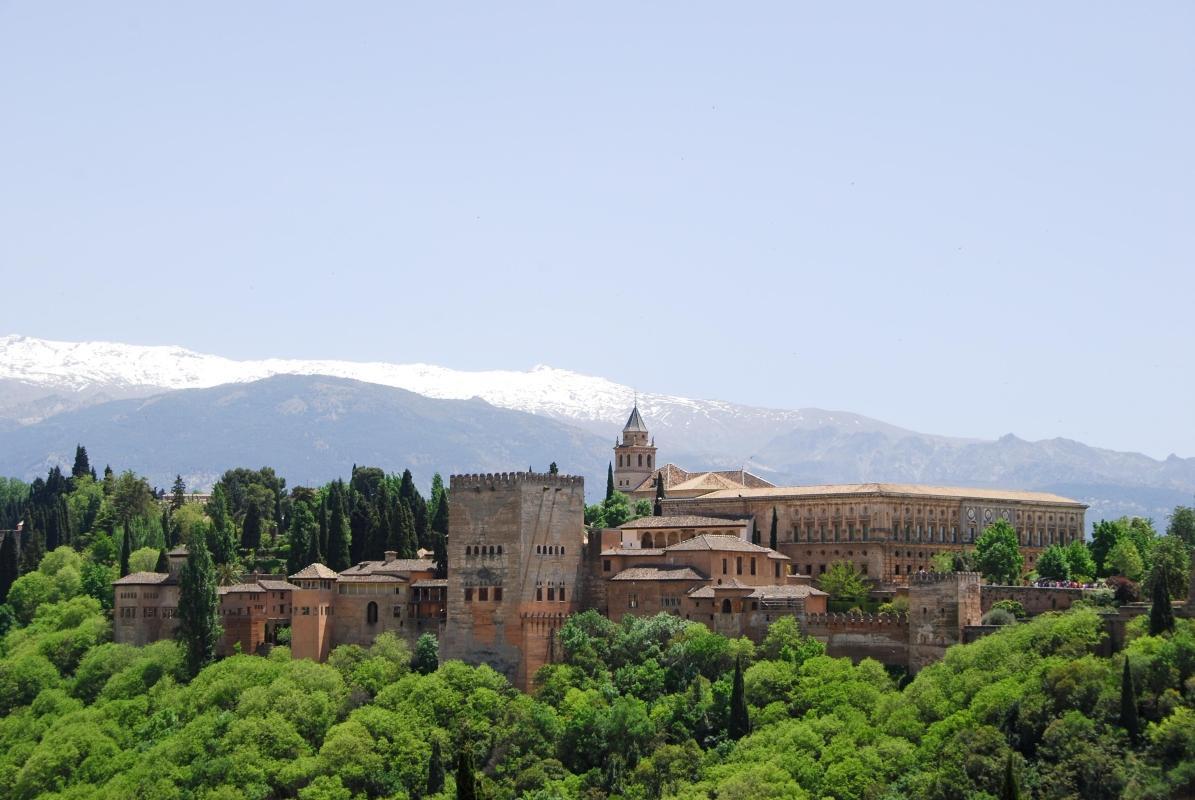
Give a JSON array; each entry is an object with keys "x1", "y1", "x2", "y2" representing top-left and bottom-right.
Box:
[
  {"x1": 535, "y1": 544, "x2": 565, "y2": 555},
  {"x1": 616, "y1": 453, "x2": 653, "y2": 469},
  {"x1": 465, "y1": 544, "x2": 503, "y2": 556}
]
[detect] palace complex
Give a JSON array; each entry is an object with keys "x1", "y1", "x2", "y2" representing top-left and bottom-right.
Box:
[{"x1": 113, "y1": 405, "x2": 1131, "y2": 689}]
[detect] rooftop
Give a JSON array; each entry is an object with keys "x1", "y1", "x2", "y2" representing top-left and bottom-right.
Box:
[
  {"x1": 632, "y1": 464, "x2": 775, "y2": 495},
  {"x1": 664, "y1": 534, "x2": 785, "y2": 556},
  {"x1": 339, "y1": 558, "x2": 436, "y2": 576},
  {"x1": 623, "y1": 405, "x2": 649, "y2": 433},
  {"x1": 113, "y1": 571, "x2": 175, "y2": 586},
  {"x1": 748, "y1": 584, "x2": 828, "y2": 599},
  {"x1": 601, "y1": 548, "x2": 667, "y2": 557},
  {"x1": 610, "y1": 566, "x2": 707, "y2": 582},
  {"x1": 219, "y1": 583, "x2": 266, "y2": 594},
  {"x1": 289, "y1": 563, "x2": 340, "y2": 580},
  {"x1": 690, "y1": 482, "x2": 1085, "y2": 506}
]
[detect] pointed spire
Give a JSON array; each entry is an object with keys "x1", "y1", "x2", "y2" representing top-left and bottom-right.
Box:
[{"x1": 623, "y1": 404, "x2": 649, "y2": 433}]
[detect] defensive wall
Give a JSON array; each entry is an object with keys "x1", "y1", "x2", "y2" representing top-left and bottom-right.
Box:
[{"x1": 980, "y1": 585, "x2": 1098, "y2": 616}]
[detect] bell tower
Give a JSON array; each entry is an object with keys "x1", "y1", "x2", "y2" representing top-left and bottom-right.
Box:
[{"x1": 613, "y1": 404, "x2": 656, "y2": 494}]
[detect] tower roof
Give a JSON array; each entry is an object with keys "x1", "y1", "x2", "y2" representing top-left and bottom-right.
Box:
[{"x1": 623, "y1": 405, "x2": 649, "y2": 433}]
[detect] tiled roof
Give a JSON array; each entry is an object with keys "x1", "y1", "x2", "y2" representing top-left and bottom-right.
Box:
[
  {"x1": 600, "y1": 548, "x2": 666, "y2": 557},
  {"x1": 412, "y1": 578, "x2": 448, "y2": 588},
  {"x1": 219, "y1": 583, "x2": 266, "y2": 594},
  {"x1": 257, "y1": 580, "x2": 300, "y2": 592},
  {"x1": 337, "y1": 573, "x2": 403, "y2": 583},
  {"x1": 712, "y1": 578, "x2": 755, "y2": 590},
  {"x1": 632, "y1": 464, "x2": 775, "y2": 494},
  {"x1": 338, "y1": 558, "x2": 436, "y2": 576},
  {"x1": 610, "y1": 566, "x2": 707, "y2": 582},
  {"x1": 664, "y1": 534, "x2": 774, "y2": 554},
  {"x1": 619, "y1": 515, "x2": 747, "y2": 530},
  {"x1": 113, "y1": 571, "x2": 175, "y2": 585},
  {"x1": 289, "y1": 563, "x2": 339, "y2": 580},
  {"x1": 687, "y1": 586, "x2": 716, "y2": 598},
  {"x1": 748, "y1": 584, "x2": 828, "y2": 599},
  {"x1": 692, "y1": 483, "x2": 1084, "y2": 505}
]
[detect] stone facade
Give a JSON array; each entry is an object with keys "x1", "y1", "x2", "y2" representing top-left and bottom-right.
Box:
[
  {"x1": 440, "y1": 472, "x2": 587, "y2": 688},
  {"x1": 613, "y1": 406, "x2": 657, "y2": 494}
]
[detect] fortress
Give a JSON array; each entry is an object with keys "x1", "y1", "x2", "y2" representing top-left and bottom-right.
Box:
[{"x1": 115, "y1": 405, "x2": 1107, "y2": 689}]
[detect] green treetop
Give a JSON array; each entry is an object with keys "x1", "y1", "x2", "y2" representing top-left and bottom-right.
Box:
[
  {"x1": 975, "y1": 520, "x2": 1023, "y2": 584},
  {"x1": 178, "y1": 537, "x2": 221, "y2": 677}
]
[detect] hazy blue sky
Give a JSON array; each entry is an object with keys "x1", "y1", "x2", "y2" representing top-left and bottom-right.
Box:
[{"x1": 1, "y1": 3, "x2": 1191, "y2": 458}]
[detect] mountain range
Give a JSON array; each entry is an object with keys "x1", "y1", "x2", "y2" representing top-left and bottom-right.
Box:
[{"x1": 1, "y1": 334, "x2": 1192, "y2": 523}]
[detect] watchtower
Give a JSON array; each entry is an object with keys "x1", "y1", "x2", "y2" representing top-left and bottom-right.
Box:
[
  {"x1": 613, "y1": 405, "x2": 657, "y2": 494},
  {"x1": 441, "y1": 471, "x2": 586, "y2": 689}
]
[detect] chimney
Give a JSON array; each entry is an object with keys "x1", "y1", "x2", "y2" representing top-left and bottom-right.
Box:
[{"x1": 383, "y1": 550, "x2": 398, "y2": 563}]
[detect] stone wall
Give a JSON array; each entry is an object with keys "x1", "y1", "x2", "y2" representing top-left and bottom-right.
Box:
[
  {"x1": 113, "y1": 584, "x2": 180, "y2": 646},
  {"x1": 802, "y1": 613, "x2": 909, "y2": 666},
  {"x1": 981, "y1": 585, "x2": 1095, "y2": 616},
  {"x1": 907, "y1": 571, "x2": 981, "y2": 672}
]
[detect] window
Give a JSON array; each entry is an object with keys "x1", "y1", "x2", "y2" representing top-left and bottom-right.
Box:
[
  {"x1": 479, "y1": 587, "x2": 489, "y2": 601},
  {"x1": 638, "y1": 454, "x2": 643, "y2": 467},
  {"x1": 721, "y1": 599, "x2": 732, "y2": 614},
  {"x1": 495, "y1": 587, "x2": 502, "y2": 602},
  {"x1": 861, "y1": 563, "x2": 868, "y2": 575},
  {"x1": 536, "y1": 585, "x2": 543, "y2": 601},
  {"x1": 547, "y1": 587, "x2": 555, "y2": 601},
  {"x1": 750, "y1": 558, "x2": 756, "y2": 575},
  {"x1": 736, "y1": 557, "x2": 742, "y2": 575},
  {"x1": 722, "y1": 558, "x2": 727, "y2": 574},
  {"x1": 774, "y1": 562, "x2": 780, "y2": 578},
  {"x1": 559, "y1": 587, "x2": 566, "y2": 602},
  {"x1": 465, "y1": 588, "x2": 473, "y2": 602},
  {"x1": 819, "y1": 564, "x2": 826, "y2": 574},
  {"x1": 366, "y1": 602, "x2": 378, "y2": 625},
  {"x1": 603, "y1": 559, "x2": 611, "y2": 572},
  {"x1": 628, "y1": 593, "x2": 639, "y2": 609}
]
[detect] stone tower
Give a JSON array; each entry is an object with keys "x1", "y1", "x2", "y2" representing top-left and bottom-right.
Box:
[
  {"x1": 907, "y1": 571, "x2": 982, "y2": 672},
  {"x1": 441, "y1": 472, "x2": 586, "y2": 689},
  {"x1": 613, "y1": 405, "x2": 657, "y2": 494}
]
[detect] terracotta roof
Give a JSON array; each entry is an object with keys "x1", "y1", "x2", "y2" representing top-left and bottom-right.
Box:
[
  {"x1": 619, "y1": 515, "x2": 747, "y2": 530},
  {"x1": 257, "y1": 580, "x2": 300, "y2": 592},
  {"x1": 623, "y1": 405, "x2": 649, "y2": 433},
  {"x1": 219, "y1": 583, "x2": 266, "y2": 594},
  {"x1": 610, "y1": 566, "x2": 707, "y2": 582},
  {"x1": 687, "y1": 586, "x2": 716, "y2": 598},
  {"x1": 337, "y1": 573, "x2": 403, "y2": 583},
  {"x1": 748, "y1": 584, "x2": 828, "y2": 599},
  {"x1": 632, "y1": 464, "x2": 775, "y2": 494},
  {"x1": 600, "y1": 548, "x2": 666, "y2": 557},
  {"x1": 289, "y1": 563, "x2": 339, "y2": 580},
  {"x1": 664, "y1": 534, "x2": 774, "y2": 554},
  {"x1": 691, "y1": 483, "x2": 1085, "y2": 505},
  {"x1": 339, "y1": 558, "x2": 435, "y2": 576},
  {"x1": 412, "y1": 578, "x2": 448, "y2": 588},
  {"x1": 113, "y1": 571, "x2": 175, "y2": 586}
]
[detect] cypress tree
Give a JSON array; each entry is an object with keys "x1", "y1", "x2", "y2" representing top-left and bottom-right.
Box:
[
  {"x1": 427, "y1": 739, "x2": 445, "y2": 795},
  {"x1": 1149, "y1": 573, "x2": 1175, "y2": 636},
  {"x1": 119, "y1": 528, "x2": 131, "y2": 576},
  {"x1": 1000, "y1": 752, "x2": 1020, "y2": 800},
  {"x1": 606, "y1": 462, "x2": 615, "y2": 502},
  {"x1": 317, "y1": 496, "x2": 329, "y2": 558},
  {"x1": 170, "y1": 474, "x2": 186, "y2": 510},
  {"x1": 549, "y1": 462, "x2": 559, "y2": 475},
  {"x1": 728, "y1": 657, "x2": 750, "y2": 740},
  {"x1": 155, "y1": 547, "x2": 169, "y2": 573},
  {"x1": 1121, "y1": 657, "x2": 1140, "y2": 744},
  {"x1": 433, "y1": 530, "x2": 448, "y2": 579},
  {"x1": 431, "y1": 491, "x2": 449, "y2": 537},
  {"x1": 654, "y1": 476, "x2": 665, "y2": 517},
  {"x1": 102, "y1": 465, "x2": 115, "y2": 496},
  {"x1": 326, "y1": 481, "x2": 352, "y2": 572},
  {"x1": 241, "y1": 502, "x2": 262, "y2": 551},
  {"x1": 287, "y1": 502, "x2": 317, "y2": 575},
  {"x1": 769, "y1": 507, "x2": 779, "y2": 551},
  {"x1": 71, "y1": 445, "x2": 91, "y2": 479},
  {"x1": 455, "y1": 746, "x2": 476, "y2": 800},
  {"x1": 178, "y1": 537, "x2": 221, "y2": 677},
  {"x1": 0, "y1": 530, "x2": 19, "y2": 603}
]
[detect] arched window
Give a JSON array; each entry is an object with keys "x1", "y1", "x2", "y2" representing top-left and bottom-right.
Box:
[
  {"x1": 366, "y1": 602, "x2": 378, "y2": 625},
  {"x1": 642, "y1": 533, "x2": 653, "y2": 548},
  {"x1": 638, "y1": 454, "x2": 643, "y2": 467},
  {"x1": 465, "y1": 546, "x2": 471, "y2": 555},
  {"x1": 721, "y1": 599, "x2": 732, "y2": 614}
]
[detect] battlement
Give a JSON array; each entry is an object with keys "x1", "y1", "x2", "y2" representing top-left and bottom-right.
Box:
[
  {"x1": 450, "y1": 472, "x2": 585, "y2": 490},
  {"x1": 909, "y1": 570, "x2": 980, "y2": 585},
  {"x1": 804, "y1": 612, "x2": 908, "y2": 628}
]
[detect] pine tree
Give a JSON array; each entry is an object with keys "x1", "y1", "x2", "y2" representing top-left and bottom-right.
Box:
[
  {"x1": 241, "y1": 502, "x2": 262, "y2": 551},
  {"x1": 769, "y1": 507, "x2": 779, "y2": 551},
  {"x1": 71, "y1": 445, "x2": 91, "y2": 479},
  {"x1": 606, "y1": 462, "x2": 615, "y2": 502},
  {"x1": 1000, "y1": 752, "x2": 1020, "y2": 800},
  {"x1": 119, "y1": 528, "x2": 131, "y2": 576},
  {"x1": 177, "y1": 537, "x2": 221, "y2": 677},
  {"x1": 456, "y1": 746, "x2": 476, "y2": 800},
  {"x1": 170, "y1": 475, "x2": 186, "y2": 510},
  {"x1": 155, "y1": 547, "x2": 169, "y2": 573},
  {"x1": 0, "y1": 530, "x2": 19, "y2": 603},
  {"x1": 1121, "y1": 657, "x2": 1140, "y2": 744},
  {"x1": 728, "y1": 657, "x2": 750, "y2": 740},
  {"x1": 427, "y1": 738, "x2": 445, "y2": 795},
  {"x1": 1149, "y1": 573, "x2": 1175, "y2": 636},
  {"x1": 325, "y1": 481, "x2": 352, "y2": 572}
]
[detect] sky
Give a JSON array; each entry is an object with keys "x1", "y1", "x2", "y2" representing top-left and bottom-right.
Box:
[{"x1": 1, "y1": 3, "x2": 1192, "y2": 459}]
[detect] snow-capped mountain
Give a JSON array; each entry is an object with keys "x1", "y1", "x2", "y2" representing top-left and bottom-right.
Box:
[
  {"x1": 2, "y1": 334, "x2": 1193, "y2": 522},
  {"x1": 0, "y1": 334, "x2": 900, "y2": 441}
]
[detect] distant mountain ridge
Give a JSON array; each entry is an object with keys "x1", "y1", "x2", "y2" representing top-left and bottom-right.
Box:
[{"x1": 1, "y1": 334, "x2": 1192, "y2": 522}]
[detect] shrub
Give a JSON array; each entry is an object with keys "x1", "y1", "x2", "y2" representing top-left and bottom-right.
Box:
[{"x1": 981, "y1": 608, "x2": 1017, "y2": 626}]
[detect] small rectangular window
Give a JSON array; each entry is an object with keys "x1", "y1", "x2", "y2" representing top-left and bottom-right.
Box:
[
  {"x1": 736, "y1": 557, "x2": 742, "y2": 575},
  {"x1": 465, "y1": 588, "x2": 473, "y2": 602},
  {"x1": 479, "y1": 587, "x2": 488, "y2": 601},
  {"x1": 494, "y1": 587, "x2": 503, "y2": 602},
  {"x1": 603, "y1": 559, "x2": 611, "y2": 572}
]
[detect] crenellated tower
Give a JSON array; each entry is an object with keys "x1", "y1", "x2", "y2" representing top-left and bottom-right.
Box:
[{"x1": 613, "y1": 404, "x2": 657, "y2": 494}]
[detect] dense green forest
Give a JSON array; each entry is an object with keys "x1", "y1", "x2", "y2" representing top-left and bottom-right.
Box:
[{"x1": 1, "y1": 452, "x2": 1193, "y2": 798}]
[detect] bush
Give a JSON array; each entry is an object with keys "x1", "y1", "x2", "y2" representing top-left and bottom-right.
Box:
[
  {"x1": 981, "y1": 608, "x2": 1017, "y2": 626},
  {"x1": 991, "y1": 599, "x2": 1027, "y2": 619}
]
